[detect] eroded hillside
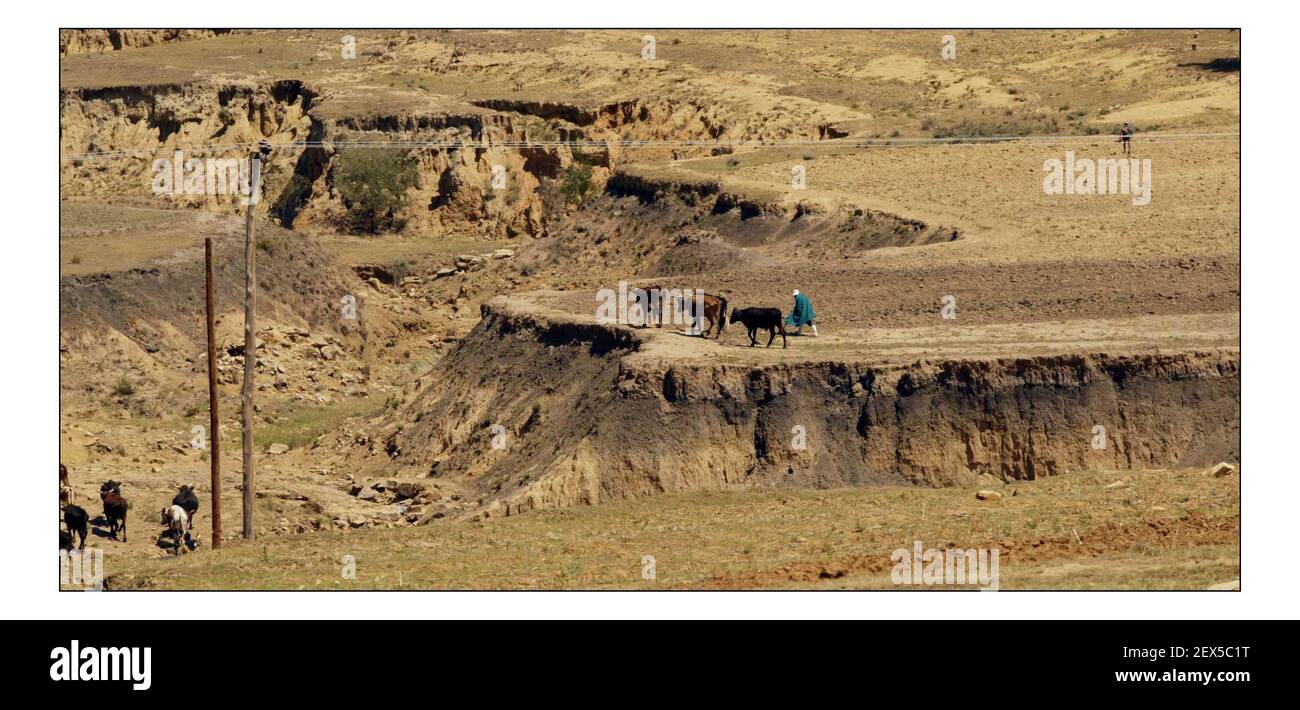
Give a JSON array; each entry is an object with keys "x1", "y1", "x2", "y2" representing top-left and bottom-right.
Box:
[{"x1": 58, "y1": 31, "x2": 1239, "y2": 588}]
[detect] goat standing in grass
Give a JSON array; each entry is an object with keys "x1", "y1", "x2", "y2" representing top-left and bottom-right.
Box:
[
  {"x1": 60, "y1": 463, "x2": 74, "y2": 507},
  {"x1": 160, "y1": 505, "x2": 189, "y2": 556},
  {"x1": 171, "y1": 485, "x2": 199, "y2": 549}
]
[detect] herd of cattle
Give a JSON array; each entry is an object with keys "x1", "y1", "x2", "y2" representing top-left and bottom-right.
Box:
[{"x1": 59, "y1": 464, "x2": 200, "y2": 556}]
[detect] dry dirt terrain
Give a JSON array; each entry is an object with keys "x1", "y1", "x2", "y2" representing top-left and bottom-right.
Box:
[{"x1": 58, "y1": 29, "x2": 1239, "y2": 590}]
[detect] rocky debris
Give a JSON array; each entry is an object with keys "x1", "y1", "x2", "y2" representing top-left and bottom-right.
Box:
[
  {"x1": 1206, "y1": 462, "x2": 1237, "y2": 478},
  {"x1": 432, "y1": 248, "x2": 517, "y2": 281},
  {"x1": 396, "y1": 481, "x2": 425, "y2": 499},
  {"x1": 335, "y1": 476, "x2": 455, "y2": 527},
  {"x1": 975, "y1": 490, "x2": 1002, "y2": 502},
  {"x1": 347, "y1": 478, "x2": 428, "y2": 505},
  {"x1": 267, "y1": 443, "x2": 290, "y2": 455},
  {"x1": 454, "y1": 254, "x2": 484, "y2": 270}
]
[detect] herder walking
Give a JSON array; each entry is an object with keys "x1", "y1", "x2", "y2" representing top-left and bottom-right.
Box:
[{"x1": 786, "y1": 289, "x2": 817, "y2": 336}]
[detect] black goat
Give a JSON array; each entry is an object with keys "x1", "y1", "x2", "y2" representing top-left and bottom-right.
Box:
[
  {"x1": 100, "y1": 489, "x2": 128, "y2": 542},
  {"x1": 63, "y1": 504, "x2": 88, "y2": 550}
]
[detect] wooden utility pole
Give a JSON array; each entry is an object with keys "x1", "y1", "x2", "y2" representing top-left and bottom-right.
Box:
[
  {"x1": 241, "y1": 154, "x2": 261, "y2": 540},
  {"x1": 204, "y1": 238, "x2": 222, "y2": 549}
]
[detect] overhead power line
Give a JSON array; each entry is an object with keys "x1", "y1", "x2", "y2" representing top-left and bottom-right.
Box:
[{"x1": 60, "y1": 132, "x2": 1241, "y2": 162}]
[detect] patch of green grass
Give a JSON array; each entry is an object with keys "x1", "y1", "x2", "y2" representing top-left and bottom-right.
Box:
[{"x1": 252, "y1": 395, "x2": 385, "y2": 451}]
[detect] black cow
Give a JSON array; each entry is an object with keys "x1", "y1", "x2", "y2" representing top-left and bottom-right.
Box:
[
  {"x1": 728, "y1": 307, "x2": 788, "y2": 348},
  {"x1": 63, "y1": 504, "x2": 88, "y2": 550},
  {"x1": 172, "y1": 485, "x2": 200, "y2": 547},
  {"x1": 100, "y1": 480, "x2": 122, "y2": 496}
]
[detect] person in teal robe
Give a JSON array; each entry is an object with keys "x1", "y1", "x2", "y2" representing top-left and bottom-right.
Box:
[{"x1": 785, "y1": 289, "x2": 817, "y2": 336}]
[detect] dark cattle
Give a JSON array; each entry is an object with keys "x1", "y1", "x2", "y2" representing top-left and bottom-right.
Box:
[
  {"x1": 59, "y1": 529, "x2": 73, "y2": 551},
  {"x1": 63, "y1": 504, "x2": 88, "y2": 550},
  {"x1": 728, "y1": 307, "x2": 788, "y2": 348},
  {"x1": 100, "y1": 490, "x2": 128, "y2": 542},
  {"x1": 100, "y1": 480, "x2": 122, "y2": 496},
  {"x1": 633, "y1": 284, "x2": 670, "y2": 328},
  {"x1": 171, "y1": 485, "x2": 200, "y2": 547}
]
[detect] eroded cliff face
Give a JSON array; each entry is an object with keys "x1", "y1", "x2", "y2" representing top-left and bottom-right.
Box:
[
  {"x1": 59, "y1": 30, "x2": 232, "y2": 55},
  {"x1": 59, "y1": 81, "x2": 561, "y2": 238},
  {"x1": 386, "y1": 299, "x2": 1240, "y2": 518},
  {"x1": 59, "y1": 78, "x2": 856, "y2": 241},
  {"x1": 60, "y1": 81, "x2": 319, "y2": 214}
]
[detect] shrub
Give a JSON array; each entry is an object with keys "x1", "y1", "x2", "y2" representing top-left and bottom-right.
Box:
[
  {"x1": 333, "y1": 148, "x2": 418, "y2": 233},
  {"x1": 558, "y1": 163, "x2": 596, "y2": 206},
  {"x1": 388, "y1": 259, "x2": 412, "y2": 284},
  {"x1": 112, "y1": 379, "x2": 136, "y2": 397}
]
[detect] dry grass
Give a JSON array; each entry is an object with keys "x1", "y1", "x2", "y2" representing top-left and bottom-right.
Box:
[
  {"x1": 59, "y1": 202, "x2": 222, "y2": 276},
  {"x1": 61, "y1": 29, "x2": 1237, "y2": 135},
  {"x1": 104, "y1": 467, "x2": 1238, "y2": 590}
]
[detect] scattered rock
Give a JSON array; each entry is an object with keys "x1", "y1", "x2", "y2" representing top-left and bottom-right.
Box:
[
  {"x1": 1207, "y1": 462, "x2": 1237, "y2": 478},
  {"x1": 975, "y1": 490, "x2": 1002, "y2": 501},
  {"x1": 396, "y1": 481, "x2": 424, "y2": 499},
  {"x1": 267, "y1": 443, "x2": 290, "y2": 455}
]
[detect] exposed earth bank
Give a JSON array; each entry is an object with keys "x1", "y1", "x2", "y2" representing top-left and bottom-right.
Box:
[{"x1": 381, "y1": 297, "x2": 1239, "y2": 518}]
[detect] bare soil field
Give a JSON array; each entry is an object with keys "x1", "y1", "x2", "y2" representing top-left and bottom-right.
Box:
[{"x1": 59, "y1": 29, "x2": 1238, "y2": 590}]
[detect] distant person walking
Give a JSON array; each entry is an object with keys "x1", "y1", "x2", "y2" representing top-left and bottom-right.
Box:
[
  {"x1": 1120, "y1": 122, "x2": 1134, "y2": 155},
  {"x1": 786, "y1": 289, "x2": 817, "y2": 336}
]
